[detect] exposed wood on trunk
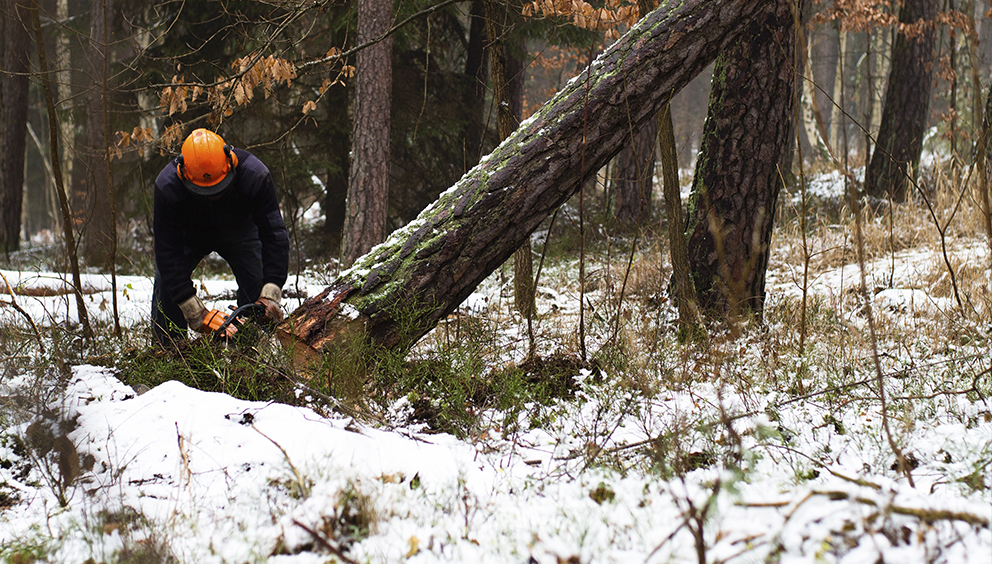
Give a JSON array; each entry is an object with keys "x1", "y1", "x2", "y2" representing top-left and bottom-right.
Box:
[{"x1": 278, "y1": 0, "x2": 768, "y2": 360}]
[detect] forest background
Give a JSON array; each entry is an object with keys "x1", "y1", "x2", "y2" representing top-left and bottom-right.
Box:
[
  {"x1": 1, "y1": 1, "x2": 992, "y2": 562},
  {"x1": 2, "y1": 0, "x2": 988, "y2": 280}
]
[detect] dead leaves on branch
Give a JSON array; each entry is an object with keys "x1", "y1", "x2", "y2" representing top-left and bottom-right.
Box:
[
  {"x1": 155, "y1": 52, "x2": 353, "y2": 121},
  {"x1": 522, "y1": 0, "x2": 639, "y2": 40},
  {"x1": 159, "y1": 54, "x2": 299, "y2": 120},
  {"x1": 813, "y1": 0, "x2": 971, "y2": 40},
  {"x1": 110, "y1": 126, "x2": 155, "y2": 161},
  {"x1": 115, "y1": 50, "x2": 353, "y2": 157}
]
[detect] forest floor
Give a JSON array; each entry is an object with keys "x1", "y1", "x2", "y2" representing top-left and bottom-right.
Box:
[{"x1": 0, "y1": 166, "x2": 991, "y2": 564}]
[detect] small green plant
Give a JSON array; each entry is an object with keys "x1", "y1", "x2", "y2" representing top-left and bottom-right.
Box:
[
  {"x1": 589, "y1": 482, "x2": 615, "y2": 504},
  {"x1": 1, "y1": 539, "x2": 49, "y2": 564},
  {"x1": 91, "y1": 506, "x2": 178, "y2": 564},
  {"x1": 117, "y1": 337, "x2": 296, "y2": 403},
  {"x1": 325, "y1": 481, "x2": 377, "y2": 545}
]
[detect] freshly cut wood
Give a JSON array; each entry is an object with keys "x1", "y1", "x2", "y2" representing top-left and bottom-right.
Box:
[{"x1": 278, "y1": 0, "x2": 769, "y2": 360}]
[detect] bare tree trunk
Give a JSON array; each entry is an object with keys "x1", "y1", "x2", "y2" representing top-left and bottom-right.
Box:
[
  {"x1": 869, "y1": 29, "x2": 890, "y2": 141},
  {"x1": 484, "y1": 0, "x2": 535, "y2": 319},
  {"x1": 828, "y1": 24, "x2": 848, "y2": 159},
  {"x1": 864, "y1": 0, "x2": 937, "y2": 201},
  {"x1": 684, "y1": 0, "x2": 800, "y2": 318},
  {"x1": 55, "y1": 0, "x2": 73, "y2": 217},
  {"x1": 81, "y1": 0, "x2": 115, "y2": 268},
  {"x1": 321, "y1": 81, "x2": 350, "y2": 248},
  {"x1": 506, "y1": 34, "x2": 534, "y2": 321},
  {"x1": 611, "y1": 120, "x2": 656, "y2": 230},
  {"x1": 30, "y1": 0, "x2": 90, "y2": 338},
  {"x1": 0, "y1": 0, "x2": 30, "y2": 254},
  {"x1": 979, "y1": 84, "x2": 992, "y2": 272},
  {"x1": 277, "y1": 0, "x2": 769, "y2": 360},
  {"x1": 465, "y1": 1, "x2": 489, "y2": 164},
  {"x1": 658, "y1": 103, "x2": 700, "y2": 336},
  {"x1": 800, "y1": 43, "x2": 833, "y2": 163},
  {"x1": 96, "y1": 0, "x2": 120, "y2": 334},
  {"x1": 342, "y1": 0, "x2": 392, "y2": 267}
]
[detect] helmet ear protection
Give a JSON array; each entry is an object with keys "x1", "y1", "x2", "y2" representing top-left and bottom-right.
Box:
[
  {"x1": 223, "y1": 144, "x2": 239, "y2": 170},
  {"x1": 175, "y1": 129, "x2": 240, "y2": 197},
  {"x1": 176, "y1": 144, "x2": 238, "y2": 181}
]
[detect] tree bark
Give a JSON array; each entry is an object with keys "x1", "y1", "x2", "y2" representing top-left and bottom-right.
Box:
[
  {"x1": 30, "y1": 0, "x2": 90, "y2": 338},
  {"x1": 979, "y1": 84, "x2": 992, "y2": 272},
  {"x1": 0, "y1": 0, "x2": 30, "y2": 254},
  {"x1": 55, "y1": 0, "x2": 73, "y2": 229},
  {"x1": 278, "y1": 0, "x2": 769, "y2": 361},
  {"x1": 484, "y1": 0, "x2": 535, "y2": 319},
  {"x1": 611, "y1": 120, "x2": 656, "y2": 230},
  {"x1": 81, "y1": 0, "x2": 115, "y2": 268},
  {"x1": 828, "y1": 24, "x2": 847, "y2": 159},
  {"x1": 658, "y1": 103, "x2": 700, "y2": 336},
  {"x1": 342, "y1": 0, "x2": 392, "y2": 267},
  {"x1": 683, "y1": 0, "x2": 800, "y2": 318},
  {"x1": 464, "y1": 1, "x2": 489, "y2": 163},
  {"x1": 321, "y1": 80, "x2": 350, "y2": 247},
  {"x1": 864, "y1": 0, "x2": 937, "y2": 201}
]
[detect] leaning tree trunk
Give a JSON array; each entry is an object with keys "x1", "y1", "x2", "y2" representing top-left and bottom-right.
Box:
[
  {"x1": 0, "y1": 0, "x2": 30, "y2": 254},
  {"x1": 864, "y1": 0, "x2": 937, "y2": 201},
  {"x1": 278, "y1": 0, "x2": 769, "y2": 362},
  {"x1": 683, "y1": 0, "x2": 800, "y2": 318}
]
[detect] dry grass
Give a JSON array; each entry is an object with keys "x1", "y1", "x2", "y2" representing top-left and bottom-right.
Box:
[{"x1": 464, "y1": 161, "x2": 992, "y2": 391}]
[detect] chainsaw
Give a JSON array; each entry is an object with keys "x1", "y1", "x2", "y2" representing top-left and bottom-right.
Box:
[{"x1": 202, "y1": 302, "x2": 268, "y2": 341}]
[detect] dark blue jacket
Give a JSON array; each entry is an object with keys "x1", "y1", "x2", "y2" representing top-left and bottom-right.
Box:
[{"x1": 153, "y1": 148, "x2": 289, "y2": 304}]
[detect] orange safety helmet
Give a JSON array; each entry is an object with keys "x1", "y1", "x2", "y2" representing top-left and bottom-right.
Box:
[{"x1": 176, "y1": 129, "x2": 239, "y2": 197}]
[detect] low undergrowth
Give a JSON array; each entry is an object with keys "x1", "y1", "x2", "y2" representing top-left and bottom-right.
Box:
[{"x1": 2, "y1": 164, "x2": 992, "y2": 563}]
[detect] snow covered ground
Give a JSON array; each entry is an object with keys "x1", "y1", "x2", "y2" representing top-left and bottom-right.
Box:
[{"x1": 2, "y1": 223, "x2": 991, "y2": 563}]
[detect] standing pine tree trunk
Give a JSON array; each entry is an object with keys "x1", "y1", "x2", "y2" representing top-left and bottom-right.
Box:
[
  {"x1": 611, "y1": 0, "x2": 658, "y2": 232},
  {"x1": 485, "y1": 0, "x2": 535, "y2": 318},
  {"x1": 465, "y1": 1, "x2": 489, "y2": 164},
  {"x1": 0, "y1": 0, "x2": 30, "y2": 253},
  {"x1": 611, "y1": 120, "x2": 656, "y2": 230},
  {"x1": 684, "y1": 0, "x2": 801, "y2": 318},
  {"x1": 864, "y1": 0, "x2": 937, "y2": 201},
  {"x1": 81, "y1": 0, "x2": 115, "y2": 267},
  {"x1": 342, "y1": 0, "x2": 392, "y2": 267}
]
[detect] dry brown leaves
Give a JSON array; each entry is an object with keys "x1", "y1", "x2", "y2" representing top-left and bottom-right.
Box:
[{"x1": 522, "y1": 0, "x2": 639, "y2": 40}]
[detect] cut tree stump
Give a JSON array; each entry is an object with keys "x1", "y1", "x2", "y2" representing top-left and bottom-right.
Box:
[{"x1": 277, "y1": 0, "x2": 772, "y2": 364}]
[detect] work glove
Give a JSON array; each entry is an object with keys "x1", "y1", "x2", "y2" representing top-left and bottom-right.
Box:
[
  {"x1": 255, "y1": 283, "x2": 284, "y2": 323},
  {"x1": 178, "y1": 295, "x2": 238, "y2": 337}
]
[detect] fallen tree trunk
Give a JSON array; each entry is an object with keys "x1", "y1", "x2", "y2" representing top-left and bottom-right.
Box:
[{"x1": 278, "y1": 0, "x2": 770, "y2": 361}]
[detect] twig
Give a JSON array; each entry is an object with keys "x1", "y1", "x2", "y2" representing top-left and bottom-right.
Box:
[
  {"x1": 844, "y1": 130, "x2": 915, "y2": 487},
  {"x1": 0, "y1": 273, "x2": 44, "y2": 353},
  {"x1": 251, "y1": 424, "x2": 309, "y2": 498},
  {"x1": 809, "y1": 490, "x2": 990, "y2": 528},
  {"x1": 292, "y1": 519, "x2": 359, "y2": 564},
  {"x1": 605, "y1": 354, "x2": 989, "y2": 456}
]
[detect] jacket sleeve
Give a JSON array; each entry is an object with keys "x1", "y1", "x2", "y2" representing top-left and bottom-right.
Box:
[
  {"x1": 153, "y1": 169, "x2": 197, "y2": 304},
  {"x1": 245, "y1": 159, "x2": 290, "y2": 290}
]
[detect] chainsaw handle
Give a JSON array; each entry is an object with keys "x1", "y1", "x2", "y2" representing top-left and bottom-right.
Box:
[{"x1": 213, "y1": 302, "x2": 266, "y2": 338}]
